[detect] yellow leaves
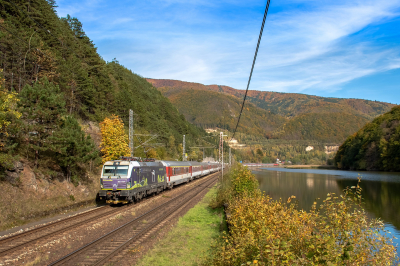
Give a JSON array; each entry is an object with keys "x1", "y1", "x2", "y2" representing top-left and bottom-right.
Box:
[
  {"x1": 99, "y1": 115, "x2": 130, "y2": 163},
  {"x1": 0, "y1": 70, "x2": 21, "y2": 138}
]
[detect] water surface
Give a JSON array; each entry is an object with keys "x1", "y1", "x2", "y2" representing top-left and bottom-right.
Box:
[{"x1": 253, "y1": 168, "x2": 400, "y2": 254}]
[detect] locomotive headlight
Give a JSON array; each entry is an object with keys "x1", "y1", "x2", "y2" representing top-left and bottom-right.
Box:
[
  {"x1": 126, "y1": 182, "x2": 131, "y2": 189},
  {"x1": 100, "y1": 179, "x2": 103, "y2": 189}
]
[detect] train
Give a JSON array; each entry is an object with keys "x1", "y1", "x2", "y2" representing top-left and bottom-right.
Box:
[{"x1": 98, "y1": 157, "x2": 221, "y2": 204}]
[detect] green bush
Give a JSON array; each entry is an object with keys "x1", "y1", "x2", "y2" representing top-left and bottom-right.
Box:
[{"x1": 210, "y1": 164, "x2": 259, "y2": 209}]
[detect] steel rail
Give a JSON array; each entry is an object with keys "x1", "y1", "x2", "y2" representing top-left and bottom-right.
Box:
[
  {"x1": 0, "y1": 205, "x2": 130, "y2": 257},
  {"x1": 48, "y1": 173, "x2": 218, "y2": 266},
  {"x1": 0, "y1": 206, "x2": 105, "y2": 245},
  {"x1": 94, "y1": 176, "x2": 217, "y2": 266}
]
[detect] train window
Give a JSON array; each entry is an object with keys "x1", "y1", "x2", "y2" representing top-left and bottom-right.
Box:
[
  {"x1": 116, "y1": 166, "x2": 129, "y2": 177},
  {"x1": 103, "y1": 166, "x2": 115, "y2": 177}
]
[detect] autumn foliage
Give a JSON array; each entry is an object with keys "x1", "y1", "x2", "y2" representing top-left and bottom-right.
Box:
[
  {"x1": 100, "y1": 115, "x2": 130, "y2": 163},
  {"x1": 0, "y1": 71, "x2": 21, "y2": 137},
  {"x1": 335, "y1": 105, "x2": 400, "y2": 171},
  {"x1": 209, "y1": 165, "x2": 397, "y2": 265}
]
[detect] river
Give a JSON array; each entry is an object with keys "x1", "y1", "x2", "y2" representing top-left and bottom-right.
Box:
[{"x1": 253, "y1": 168, "x2": 400, "y2": 255}]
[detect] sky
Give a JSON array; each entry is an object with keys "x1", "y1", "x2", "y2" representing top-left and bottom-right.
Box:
[{"x1": 55, "y1": 0, "x2": 400, "y2": 104}]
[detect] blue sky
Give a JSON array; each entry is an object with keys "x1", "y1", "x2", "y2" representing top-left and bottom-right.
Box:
[{"x1": 56, "y1": 0, "x2": 400, "y2": 104}]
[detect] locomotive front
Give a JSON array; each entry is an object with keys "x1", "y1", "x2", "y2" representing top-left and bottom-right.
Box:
[{"x1": 98, "y1": 160, "x2": 139, "y2": 204}]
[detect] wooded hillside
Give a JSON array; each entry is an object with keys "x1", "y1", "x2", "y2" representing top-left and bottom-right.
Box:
[
  {"x1": 335, "y1": 105, "x2": 400, "y2": 171},
  {"x1": 149, "y1": 79, "x2": 395, "y2": 144},
  {"x1": 0, "y1": 0, "x2": 210, "y2": 183},
  {"x1": 159, "y1": 87, "x2": 286, "y2": 137}
]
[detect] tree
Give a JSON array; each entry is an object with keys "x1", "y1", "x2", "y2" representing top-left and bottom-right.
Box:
[
  {"x1": 0, "y1": 70, "x2": 21, "y2": 169},
  {"x1": 145, "y1": 148, "x2": 157, "y2": 159},
  {"x1": 99, "y1": 115, "x2": 130, "y2": 163},
  {"x1": 0, "y1": 71, "x2": 21, "y2": 136},
  {"x1": 18, "y1": 78, "x2": 66, "y2": 167},
  {"x1": 50, "y1": 116, "x2": 98, "y2": 182}
]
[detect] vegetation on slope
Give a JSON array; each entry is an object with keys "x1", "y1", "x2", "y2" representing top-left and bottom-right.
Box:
[
  {"x1": 149, "y1": 79, "x2": 394, "y2": 120},
  {"x1": 162, "y1": 88, "x2": 285, "y2": 137},
  {"x1": 335, "y1": 105, "x2": 400, "y2": 171},
  {"x1": 149, "y1": 79, "x2": 394, "y2": 144},
  {"x1": 0, "y1": 0, "x2": 211, "y2": 184},
  {"x1": 273, "y1": 112, "x2": 369, "y2": 143}
]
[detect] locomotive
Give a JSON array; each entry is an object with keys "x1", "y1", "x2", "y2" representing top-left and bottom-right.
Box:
[{"x1": 98, "y1": 157, "x2": 221, "y2": 204}]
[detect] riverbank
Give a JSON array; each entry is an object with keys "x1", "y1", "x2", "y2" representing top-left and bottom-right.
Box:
[
  {"x1": 284, "y1": 164, "x2": 337, "y2": 169},
  {"x1": 135, "y1": 184, "x2": 226, "y2": 266},
  {"x1": 209, "y1": 164, "x2": 398, "y2": 265}
]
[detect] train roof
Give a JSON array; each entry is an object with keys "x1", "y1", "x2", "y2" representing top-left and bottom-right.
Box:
[
  {"x1": 188, "y1": 161, "x2": 203, "y2": 166},
  {"x1": 160, "y1": 161, "x2": 192, "y2": 167},
  {"x1": 138, "y1": 161, "x2": 164, "y2": 167},
  {"x1": 103, "y1": 160, "x2": 218, "y2": 167},
  {"x1": 103, "y1": 160, "x2": 140, "y2": 167}
]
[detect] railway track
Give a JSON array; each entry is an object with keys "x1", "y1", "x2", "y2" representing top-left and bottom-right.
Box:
[
  {"x1": 0, "y1": 204, "x2": 131, "y2": 258},
  {"x1": 48, "y1": 173, "x2": 218, "y2": 266}
]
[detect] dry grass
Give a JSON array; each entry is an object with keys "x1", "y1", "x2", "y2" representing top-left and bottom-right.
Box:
[{"x1": 0, "y1": 173, "x2": 100, "y2": 231}]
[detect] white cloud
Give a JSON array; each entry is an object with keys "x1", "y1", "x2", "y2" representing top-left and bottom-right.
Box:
[{"x1": 56, "y1": 0, "x2": 400, "y2": 96}]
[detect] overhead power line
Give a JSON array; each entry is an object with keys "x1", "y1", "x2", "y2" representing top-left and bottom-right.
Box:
[{"x1": 231, "y1": 0, "x2": 271, "y2": 140}]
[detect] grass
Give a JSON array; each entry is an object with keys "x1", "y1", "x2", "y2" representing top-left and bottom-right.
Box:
[{"x1": 135, "y1": 184, "x2": 226, "y2": 266}]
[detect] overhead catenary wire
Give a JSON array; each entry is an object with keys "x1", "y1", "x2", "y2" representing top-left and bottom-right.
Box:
[{"x1": 230, "y1": 0, "x2": 271, "y2": 140}]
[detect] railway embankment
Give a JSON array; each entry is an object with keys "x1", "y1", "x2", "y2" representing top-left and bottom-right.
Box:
[
  {"x1": 0, "y1": 173, "x2": 218, "y2": 265},
  {"x1": 205, "y1": 164, "x2": 398, "y2": 265},
  {"x1": 0, "y1": 161, "x2": 100, "y2": 232}
]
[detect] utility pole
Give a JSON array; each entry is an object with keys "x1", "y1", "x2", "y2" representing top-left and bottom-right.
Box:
[
  {"x1": 219, "y1": 132, "x2": 223, "y2": 164},
  {"x1": 183, "y1": 135, "x2": 186, "y2": 161},
  {"x1": 129, "y1": 109, "x2": 134, "y2": 157},
  {"x1": 220, "y1": 132, "x2": 227, "y2": 180},
  {"x1": 229, "y1": 147, "x2": 232, "y2": 166}
]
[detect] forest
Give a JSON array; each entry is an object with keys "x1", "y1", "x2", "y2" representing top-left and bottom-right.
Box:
[
  {"x1": 0, "y1": 0, "x2": 219, "y2": 185},
  {"x1": 335, "y1": 105, "x2": 400, "y2": 171}
]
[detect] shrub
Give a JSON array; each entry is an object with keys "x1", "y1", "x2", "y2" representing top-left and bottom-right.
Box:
[
  {"x1": 208, "y1": 172, "x2": 397, "y2": 265},
  {"x1": 209, "y1": 164, "x2": 259, "y2": 209}
]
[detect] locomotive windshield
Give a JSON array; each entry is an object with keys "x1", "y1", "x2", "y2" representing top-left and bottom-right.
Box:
[
  {"x1": 116, "y1": 166, "x2": 129, "y2": 176},
  {"x1": 103, "y1": 166, "x2": 115, "y2": 177},
  {"x1": 102, "y1": 165, "x2": 129, "y2": 178}
]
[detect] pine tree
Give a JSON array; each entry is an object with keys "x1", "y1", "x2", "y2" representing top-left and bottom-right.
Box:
[
  {"x1": 18, "y1": 78, "x2": 66, "y2": 167},
  {"x1": 50, "y1": 116, "x2": 98, "y2": 182}
]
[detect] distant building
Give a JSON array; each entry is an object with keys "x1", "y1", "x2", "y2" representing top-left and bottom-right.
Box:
[
  {"x1": 324, "y1": 145, "x2": 339, "y2": 154},
  {"x1": 305, "y1": 146, "x2": 314, "y2": 151}
]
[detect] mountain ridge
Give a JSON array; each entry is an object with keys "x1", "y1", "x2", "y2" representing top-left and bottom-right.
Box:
[{"x1": 147, "y1": 78, "x2": 396, "y2": 144}]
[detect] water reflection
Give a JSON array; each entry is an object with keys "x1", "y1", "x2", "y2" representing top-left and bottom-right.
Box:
[
  {"x1": 336, "y1": 179, "x2": 400, "y2": 229},
  {"x1": 254, "y1": 168, "x2": 400, "y2": 255},
  {"x1": 254, "y1": 169, "x2": 342, "y2": 211}
]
